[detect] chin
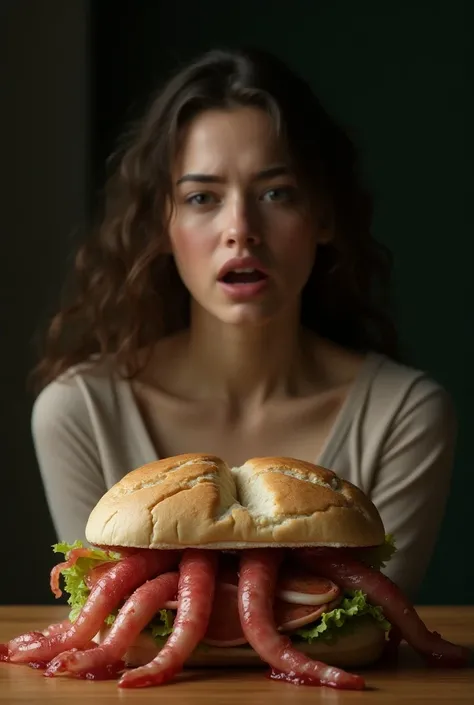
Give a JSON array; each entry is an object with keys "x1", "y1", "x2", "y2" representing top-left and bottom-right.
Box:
[{"x1": 210, "y1": 298, "x2": 296, "y2": 328}]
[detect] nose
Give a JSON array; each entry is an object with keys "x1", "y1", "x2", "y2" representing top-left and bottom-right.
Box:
[{"x1": 221, "y1": 197, "x2": 260, "y2": 248}]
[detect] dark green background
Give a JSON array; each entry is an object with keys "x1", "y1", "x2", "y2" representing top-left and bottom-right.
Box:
[{"x1": 2, "y1": 1, "x2": 472, "y2": 606}]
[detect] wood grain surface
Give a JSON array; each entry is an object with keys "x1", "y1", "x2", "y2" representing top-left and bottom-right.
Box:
[{"x1": 1, "y1": 605, "x2": 473, "y2": 703}]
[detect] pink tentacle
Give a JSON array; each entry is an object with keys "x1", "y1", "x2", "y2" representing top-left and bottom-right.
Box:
[
  {"x1": 9, "y1": 550, "x2": 178, "y2": 664},
  {"x1": 238, "y1": 550, "x2": 365, "y2": 690},
  {"x1": 119, "y1": 549, "x2": 218, "y2": 688},
  {"x1": 45, "y1": 571, "x2": 179, "y2": 679},
  {"x1": 299, "y1": 548, "x2": 471, "y2": 668}
]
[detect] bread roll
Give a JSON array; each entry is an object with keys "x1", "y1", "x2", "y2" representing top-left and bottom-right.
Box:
[{"x1": 86, "y1": 454, "x2": 385, "y2": 549}]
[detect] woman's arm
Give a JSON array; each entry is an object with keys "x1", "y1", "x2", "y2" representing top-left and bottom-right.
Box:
[
  {"x1": 31, "y1": 376, "x2": 107, "y2": 544},
  {"x1": 371, "y1": 379, "x2": 457, "y2": 600}
]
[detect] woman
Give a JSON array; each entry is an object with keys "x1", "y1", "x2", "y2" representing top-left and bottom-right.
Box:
[{"x1": 31, "y1": 47, "x2": 455, "y2": 599}]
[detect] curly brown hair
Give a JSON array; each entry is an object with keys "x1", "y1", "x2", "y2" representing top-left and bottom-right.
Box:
[{"x1": 32, "y1": 47, "x2": 398, "y2": 392}]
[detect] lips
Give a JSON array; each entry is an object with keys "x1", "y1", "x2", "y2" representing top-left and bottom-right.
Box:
[
  {"x1": 218, "y1": 276, "x2": 269, "y2": 300},
  {"x1": 217, "y1": 257, "x2": 268, "y2": 283},
  {"x1": 221, "y1": 269, "x2": 266, "y2": 284},
  {"x1": 217, "y1": 257, "x2": 270, "y2": 300}
]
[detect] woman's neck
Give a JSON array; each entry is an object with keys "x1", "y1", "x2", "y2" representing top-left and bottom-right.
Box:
[{"x1": 183, "y1": 302, "x2": 309, "y2": 408}]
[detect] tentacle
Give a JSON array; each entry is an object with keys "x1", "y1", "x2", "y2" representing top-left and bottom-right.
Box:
[
  {"x1": 0, "y1": 620, "x2": 72, "y2": 664},
  {"x1": 118, "y1": 549, "x2": 218, "y2": 688},
  {"x1": 238, "y1": 550, "x2": 365, "y2": 690},
  {"x1": 299, "y1": 548, "x2": 471, "y2": 668},
  {"x1": 9, "y1": 550, "x2": 178, "y2": 664},
  {"x1": 41, "y1": 620, "x2": 72, "y2": 638},
  {"x1": 50, "y1": 548, "x2": 101, "y2": 598},
  {"x1": 45, "y1": 571, "x2": 179, "y2": 679},
  {"x1": 84, "y1": 562, "x2": 117, "y2": 591}
]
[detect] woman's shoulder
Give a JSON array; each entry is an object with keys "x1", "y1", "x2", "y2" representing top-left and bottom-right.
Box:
[
  {"x1": 367, "y1": 351, "x2": 451, "y2": 396},
  {"x1": 310, "y1": 336, "x2": 450, "y2": 402},
  {"x1": 31, "y1": 357, "x2": 119, "y2": 431},
  {"x1": 362, "y1": 351, "x2": 456, "y2": 431}
]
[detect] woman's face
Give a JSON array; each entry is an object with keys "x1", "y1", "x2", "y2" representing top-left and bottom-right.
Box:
[{"x1": 168, "y1": 106, "x2": 329, "y2": 327}]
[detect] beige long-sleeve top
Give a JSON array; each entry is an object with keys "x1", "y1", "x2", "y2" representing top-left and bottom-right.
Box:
[{"x1": 31, "y1": 352, "x2": 456, "y2": 599}]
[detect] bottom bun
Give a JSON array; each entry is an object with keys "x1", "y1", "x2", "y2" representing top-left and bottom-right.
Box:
[{"x1": 95, "y1": 618, "x2": 386, "y2": 669}]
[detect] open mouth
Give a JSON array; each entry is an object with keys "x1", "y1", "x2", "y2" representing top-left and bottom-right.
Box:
[{"x1": 220, "y1": 269, "x2": 268, "y2": 284}]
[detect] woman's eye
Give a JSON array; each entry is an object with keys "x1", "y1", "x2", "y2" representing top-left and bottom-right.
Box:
[
  {"x1": 185, "y1": 192, "x2": 216, "y2": 206},
  {"x1": 261, "y1": 186, "x2": 296, "y2": 203}
]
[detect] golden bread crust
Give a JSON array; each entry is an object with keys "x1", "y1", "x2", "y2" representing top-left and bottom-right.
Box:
[{"x1": 85, "y1": 453, "x2": 385, "y2": 548}]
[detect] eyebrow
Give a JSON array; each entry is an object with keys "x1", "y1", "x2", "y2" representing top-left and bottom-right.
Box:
[{"x1": 175, "y1": 165, "x2": 290, "y2": 186}]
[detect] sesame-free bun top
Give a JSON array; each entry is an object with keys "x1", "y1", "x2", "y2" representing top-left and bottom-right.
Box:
[{"x1": 85, "y1": 454, "x2": 385, "y2": 549}]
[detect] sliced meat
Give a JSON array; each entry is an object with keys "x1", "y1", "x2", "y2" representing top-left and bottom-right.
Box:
[
  {"x1": 45, "y1": 571, "x2": 179, "y2": 679},
  {"x1": 203, "y1": 580, "x2": 340, "y2": 646},
  {"x1": 118, "y1": 549, "x2": 218, "y2": 688},
  {"x1": 238, "y1": 550, "x2": 365, "y2": 690},
  {"x1": 203, "y1": 583, "x2": 247, "y2": 647},
  {"x1": 299, "y1": 548, "x2": 471, "y2": 668},
  {"x1": 9, "y1": 550, "x2": 178, "y2": 664},
  {"x1": 276, "y1": 597, "x2": 341, "y2": 631},
  {"x1": 213, "y1": 557, "x2": 340, "y2": 607}
]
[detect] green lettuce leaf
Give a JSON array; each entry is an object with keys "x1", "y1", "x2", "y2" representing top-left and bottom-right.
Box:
[
  {"x1": 292, "y1": 535, "x2": 396, "y2": 643},
  {"x1": 52, "y1": 541, "x2": 174, "y2": 633},
  {"x1": 149, "y1": 610, "x2": 175, "y2": 639},
  {"x1": 357, "y1": 533, "x2": 397, "y2": 570},
  {"x1": 104, "y1": 608, "x2": 175, "y2": 633},
  {"x1": 294, "y1": 589, "x2": 391, "y2": 643},
  {"x1": 52, "y1": 541, "x2": 121, "y2": 623}
]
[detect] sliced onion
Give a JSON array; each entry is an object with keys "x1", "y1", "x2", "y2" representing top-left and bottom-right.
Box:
[{"x1": 276, "y1": 574, "x2": 340, "y2": 606}]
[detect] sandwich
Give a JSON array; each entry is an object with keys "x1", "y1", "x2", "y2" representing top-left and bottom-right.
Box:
[{"x1": 3, "y1": 454, "x2": 470, "y2": 690}]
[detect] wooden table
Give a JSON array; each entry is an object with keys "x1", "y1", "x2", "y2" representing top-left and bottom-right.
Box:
[{"x1": 1, "y1": 605, "x2": 473, "y2": 703}]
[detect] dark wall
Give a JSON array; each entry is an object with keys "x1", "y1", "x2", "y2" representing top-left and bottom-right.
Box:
[
  {"x1": 2, "y1": 1, "x2": 472, "y2": 605},
  {"x1": 1, "y1": 0, "x2": 90, "y2": 604}
]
